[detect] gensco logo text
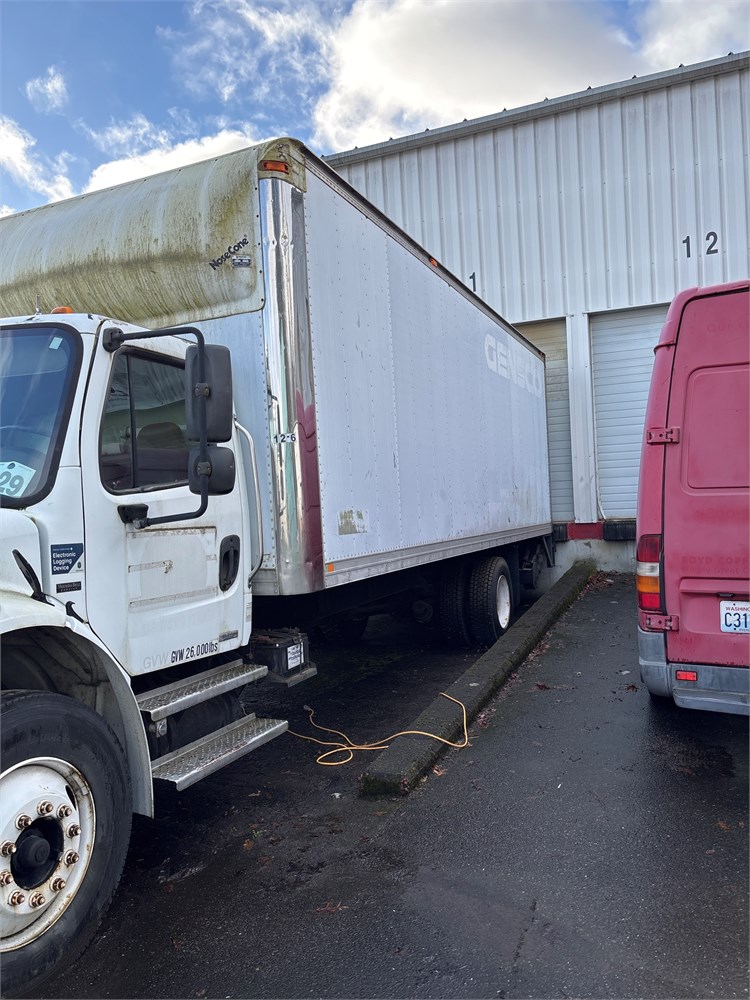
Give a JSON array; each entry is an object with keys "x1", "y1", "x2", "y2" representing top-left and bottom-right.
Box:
[{"x1": 484, "y1": 333, "x2": 543, "y2": 398}]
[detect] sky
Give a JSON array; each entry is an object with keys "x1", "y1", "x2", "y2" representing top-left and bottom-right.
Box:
[{"x1": 0, "y1": 0, "x2": 748, "y2": 216}]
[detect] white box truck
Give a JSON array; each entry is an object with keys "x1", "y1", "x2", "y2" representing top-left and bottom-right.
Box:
[{"x1": 0, "y1": 138, "x2": 552, "y2": 993}]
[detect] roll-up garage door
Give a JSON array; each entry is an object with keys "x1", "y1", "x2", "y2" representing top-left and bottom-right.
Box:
[
  {"x1": 515, "y1": 319, "x2": 574, "y2": 521},
  {"x1": 590, "y1": 306, "x2": 668, "y2": 518}
]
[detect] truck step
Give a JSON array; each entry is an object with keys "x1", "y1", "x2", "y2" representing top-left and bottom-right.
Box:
[
  {"x1": 136, "y1": 660, "x2": 268, "y2": 721},
  {"x1": 151, "y1": 714, "x2": 288, "y2": 791}
]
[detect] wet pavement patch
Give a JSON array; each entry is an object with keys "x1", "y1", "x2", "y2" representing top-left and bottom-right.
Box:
[{"x1": 360, "y1": 560, "x2": 597, "y2": 796}]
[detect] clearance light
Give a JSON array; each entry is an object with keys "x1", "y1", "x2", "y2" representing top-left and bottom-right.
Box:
[
  {"x1": 260, "y1": 160, "x2": 290, "y2": 174},
  {"x1": 326, "y1": 563, "x2": 335, "y2": 574},
  {"x1": 51, "y1": 306, "x2": 74, "y2": 314},
  {"x1": 428, "y1": 257, "x2": 438, "y2": 267},
  {"x1": 675, "y1": 670, "x2": 698, "y2": 682},
  {"x1": 636, "y1": 534, "x2": 662, "y2": 612}
]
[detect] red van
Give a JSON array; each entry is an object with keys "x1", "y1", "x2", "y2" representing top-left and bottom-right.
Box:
[{"x1": 636, "y1": 280, "x2": 750, "y2": 715}]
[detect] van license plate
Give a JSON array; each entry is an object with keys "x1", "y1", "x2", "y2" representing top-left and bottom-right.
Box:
[{"x1": 720, "y1": 601, "x2": 750, "y2": 633}]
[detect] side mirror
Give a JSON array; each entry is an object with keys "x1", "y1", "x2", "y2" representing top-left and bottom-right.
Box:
[
  {"x1": 185, "y1": 344, "x2": 233, "y2": 443},
  {"x1": 189, "y1": 445, "x2": 236, "y2": 496}
]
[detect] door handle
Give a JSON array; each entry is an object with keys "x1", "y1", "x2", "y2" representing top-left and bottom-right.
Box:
[{"x1": 219, "y1": 535, "x2": 241, "y2": 591}]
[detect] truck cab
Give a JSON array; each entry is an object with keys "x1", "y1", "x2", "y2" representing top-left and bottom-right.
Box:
[{"x1": 0, "y1": 312, "x2": 296, "y2": 995}]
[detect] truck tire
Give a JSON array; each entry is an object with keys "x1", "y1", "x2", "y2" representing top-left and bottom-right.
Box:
[
  {"x1": 467, "y1": 555, "x2": 513, "y2": 646},
  {"x1": 438, "y1": 560, "x2": 473, "y2": 647},
  {"x1": 0, "y1": 690, "x2": 132, "y2": 997}
]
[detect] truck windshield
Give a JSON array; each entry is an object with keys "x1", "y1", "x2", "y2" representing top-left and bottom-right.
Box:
[{"x1": 0, "y1": 325, "x2": 81, "y2": 506}]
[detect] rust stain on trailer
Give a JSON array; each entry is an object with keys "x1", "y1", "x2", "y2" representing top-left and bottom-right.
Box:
[{"x1": 338, "y1": 509, "x2": 369, "y2": 535}]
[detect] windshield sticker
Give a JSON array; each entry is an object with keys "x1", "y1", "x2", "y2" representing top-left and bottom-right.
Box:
[
  {"x1": 51, "y1": 543, "x2": 84, "y2": 575},
  {"x1": 0, "y1": 461, "x2": 36, "y2": 498}
]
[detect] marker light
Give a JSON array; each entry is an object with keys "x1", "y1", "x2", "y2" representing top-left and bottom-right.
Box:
[
  {"x1": 636, "y1": 534, "x2": 662, "y2": 612},
  {"x1": 260, "y1": 160, "x2": 290, "y2": 174},
  {"x1": 51, "y1": 306, "x2": 74, "y2": 314},
  {"x1": 675, "y1": 670, "x2": 698, "y2": 682}
]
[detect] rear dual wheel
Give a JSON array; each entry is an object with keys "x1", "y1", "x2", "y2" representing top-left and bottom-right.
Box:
[
  {"x1": 438, "y1": 555, "x2": 513, "y2": 648},
  {"x1": 438, "y1": 560, "x2": 473, "y2": 646},
  {"x1": 467, "y1": 555, "x2": 513, "y2": 646}
]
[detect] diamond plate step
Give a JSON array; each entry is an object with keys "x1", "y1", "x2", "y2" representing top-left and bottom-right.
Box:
[
  {"x1": 151, "y1": 715, "x2": 288, "y2": 791},
  {"x1": 136, "y1": 660, "x2": 268, "y2": 721}
]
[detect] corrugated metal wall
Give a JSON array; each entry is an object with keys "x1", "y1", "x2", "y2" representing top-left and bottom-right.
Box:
[
  {"x1": 332, "y1": 60, "x2": 749, "y2": 323},
  {"x1": 328, "y1": 55, "x2": 750, "y2": 526}
]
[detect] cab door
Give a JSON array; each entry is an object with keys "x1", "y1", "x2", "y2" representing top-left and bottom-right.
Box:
[
  {"x1": 81, "y1": 338, "x2": 251, "y2": 675},
  {"x1": 662, "y1": 287, "x2": 750, "y2": 667}
]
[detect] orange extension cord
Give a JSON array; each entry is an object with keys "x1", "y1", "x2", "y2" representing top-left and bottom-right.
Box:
[{"x1": 287, "y1": 692, "x2": 469, "y2": 766}]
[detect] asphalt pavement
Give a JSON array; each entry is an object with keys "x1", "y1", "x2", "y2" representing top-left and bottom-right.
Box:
[
  {"x1": 31, "y1": 572, "x2": 749, "y2": 999},
  {"x1": 365, "y1": 574, "x2": 749, "y2": 999}
]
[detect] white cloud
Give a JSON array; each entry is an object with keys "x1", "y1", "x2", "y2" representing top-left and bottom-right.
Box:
[
  {"x1": 84, "y1": 128, "x2": 262, "y2": 191},
  {"x1": 0, "y1": 117, "x2": 75, "y2": 204},
  {"x1": 0, "y1": 205, "x2": 16, "y2": 218},
  {"x1": 162, "y1": 0, "x2": 336, "y2": 116},
  {"x1": 80, "y1": 113, "x2": 175, "y2": 156},
  {"x1": 311, "y1": 0, "x2": 644, "y2": 151},
  {"x1": 25, "y1": 66, "x2": 69, "y2": 114},
  {"x1": 305, "y1": 0, "x2": 750, "y2": 153},
  {"x1": 636, "y1": 0, "x2": 750, "y2": 69}
]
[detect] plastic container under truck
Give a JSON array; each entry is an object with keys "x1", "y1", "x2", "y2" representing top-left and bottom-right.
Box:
[
  {"x1": 636, "y1": 280, "x2": 749, "y2": 715},
  {"x1": 0, "y1": 137, "x2": 552, "y2": 993}
]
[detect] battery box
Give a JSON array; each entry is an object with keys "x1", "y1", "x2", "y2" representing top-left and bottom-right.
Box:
[{"x1": 250, "y1": 629, "x2": 317, "y2": 687}]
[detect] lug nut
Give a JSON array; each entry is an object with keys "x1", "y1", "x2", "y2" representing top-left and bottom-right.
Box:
[
  {"x1": 8, "y1": 891, "x2": 25, "y2": 907},
  {"x1": 37, "y1": 801, "x2": 54, "y2": 816},
  {"x1": 0, "y1": 842, "x2": 16, "y2": 857},
  {"x1": 15, "y1": 815, "x2": 32, "y2": 830},
  {"x1": 64, "y1": 851, "x2": 79, "y2": 866},
  {"x1": 50, "y1": 877, "x2": 66, "y2": 892},
  {"x1": 57, "y1": 805, "x2": 73, "y2": 819},
  {"x1": 29, "y1": 892, "x2": 46, "y2": 908},
  {"x1": 67, "y1": 824, "x2": 81, "y2": 838},
  {"x1": 0, "y1": 871, "x2": 12, "y2": 887}
]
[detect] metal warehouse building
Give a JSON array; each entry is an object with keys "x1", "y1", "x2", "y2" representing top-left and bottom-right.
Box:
[{"x1": 326, "y1": 52, "x2": 750, "y2": 574}]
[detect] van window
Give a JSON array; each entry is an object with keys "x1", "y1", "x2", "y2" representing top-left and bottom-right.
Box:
[
  {"x1": 685, "y1": 367, "x2": 749, "y2": 490},
  {"x1": 100, "y1": 352, "x2": 190, "y2": 492}
]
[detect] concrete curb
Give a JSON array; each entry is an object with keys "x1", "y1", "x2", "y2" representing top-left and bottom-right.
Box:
[{"x1": 359, "y1": 560, "x2": 597, "y2": 797}]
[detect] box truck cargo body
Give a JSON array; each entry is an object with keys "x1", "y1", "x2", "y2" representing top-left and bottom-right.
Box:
[
  {"x1": 205, "y1": 164, "x2": 551, "y2": 602},
  {"x1": 0, "y1": 138, "x2": 551, "y2": 993},
  {"x1": 636, "y1": 281, "x2": 750, "y2": 715}
]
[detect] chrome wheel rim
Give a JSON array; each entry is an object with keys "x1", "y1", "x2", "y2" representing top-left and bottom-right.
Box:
[
  {"x1": 0, "y1": 757, "x2": 96, "y2": 951},
  {"x1": 495, "y1": 575, "x2": 511, "y2": 631}
]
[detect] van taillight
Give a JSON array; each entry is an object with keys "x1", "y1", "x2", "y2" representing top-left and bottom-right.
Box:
[{"x1": 636, "y1": 534, "x2": 662, "y2": 611}]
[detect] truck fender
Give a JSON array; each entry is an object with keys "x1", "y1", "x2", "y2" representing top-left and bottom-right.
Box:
[{"x1": 0, "y1": 590, "x2": 153, "y2": 817}]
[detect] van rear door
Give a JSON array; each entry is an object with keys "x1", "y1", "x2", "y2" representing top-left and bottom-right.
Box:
[{"x1": 662, "y1": 285, "x2": 750, "y2": 667}]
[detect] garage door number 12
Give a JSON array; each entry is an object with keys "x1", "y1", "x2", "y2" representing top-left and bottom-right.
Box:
[{"x1": 682, "y1": 232, "x2": 719, "y2": 258}]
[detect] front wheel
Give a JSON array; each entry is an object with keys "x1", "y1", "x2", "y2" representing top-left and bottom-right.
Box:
[{"x1": 0, "y1": 690, "x2": 132, "y2": 997}]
